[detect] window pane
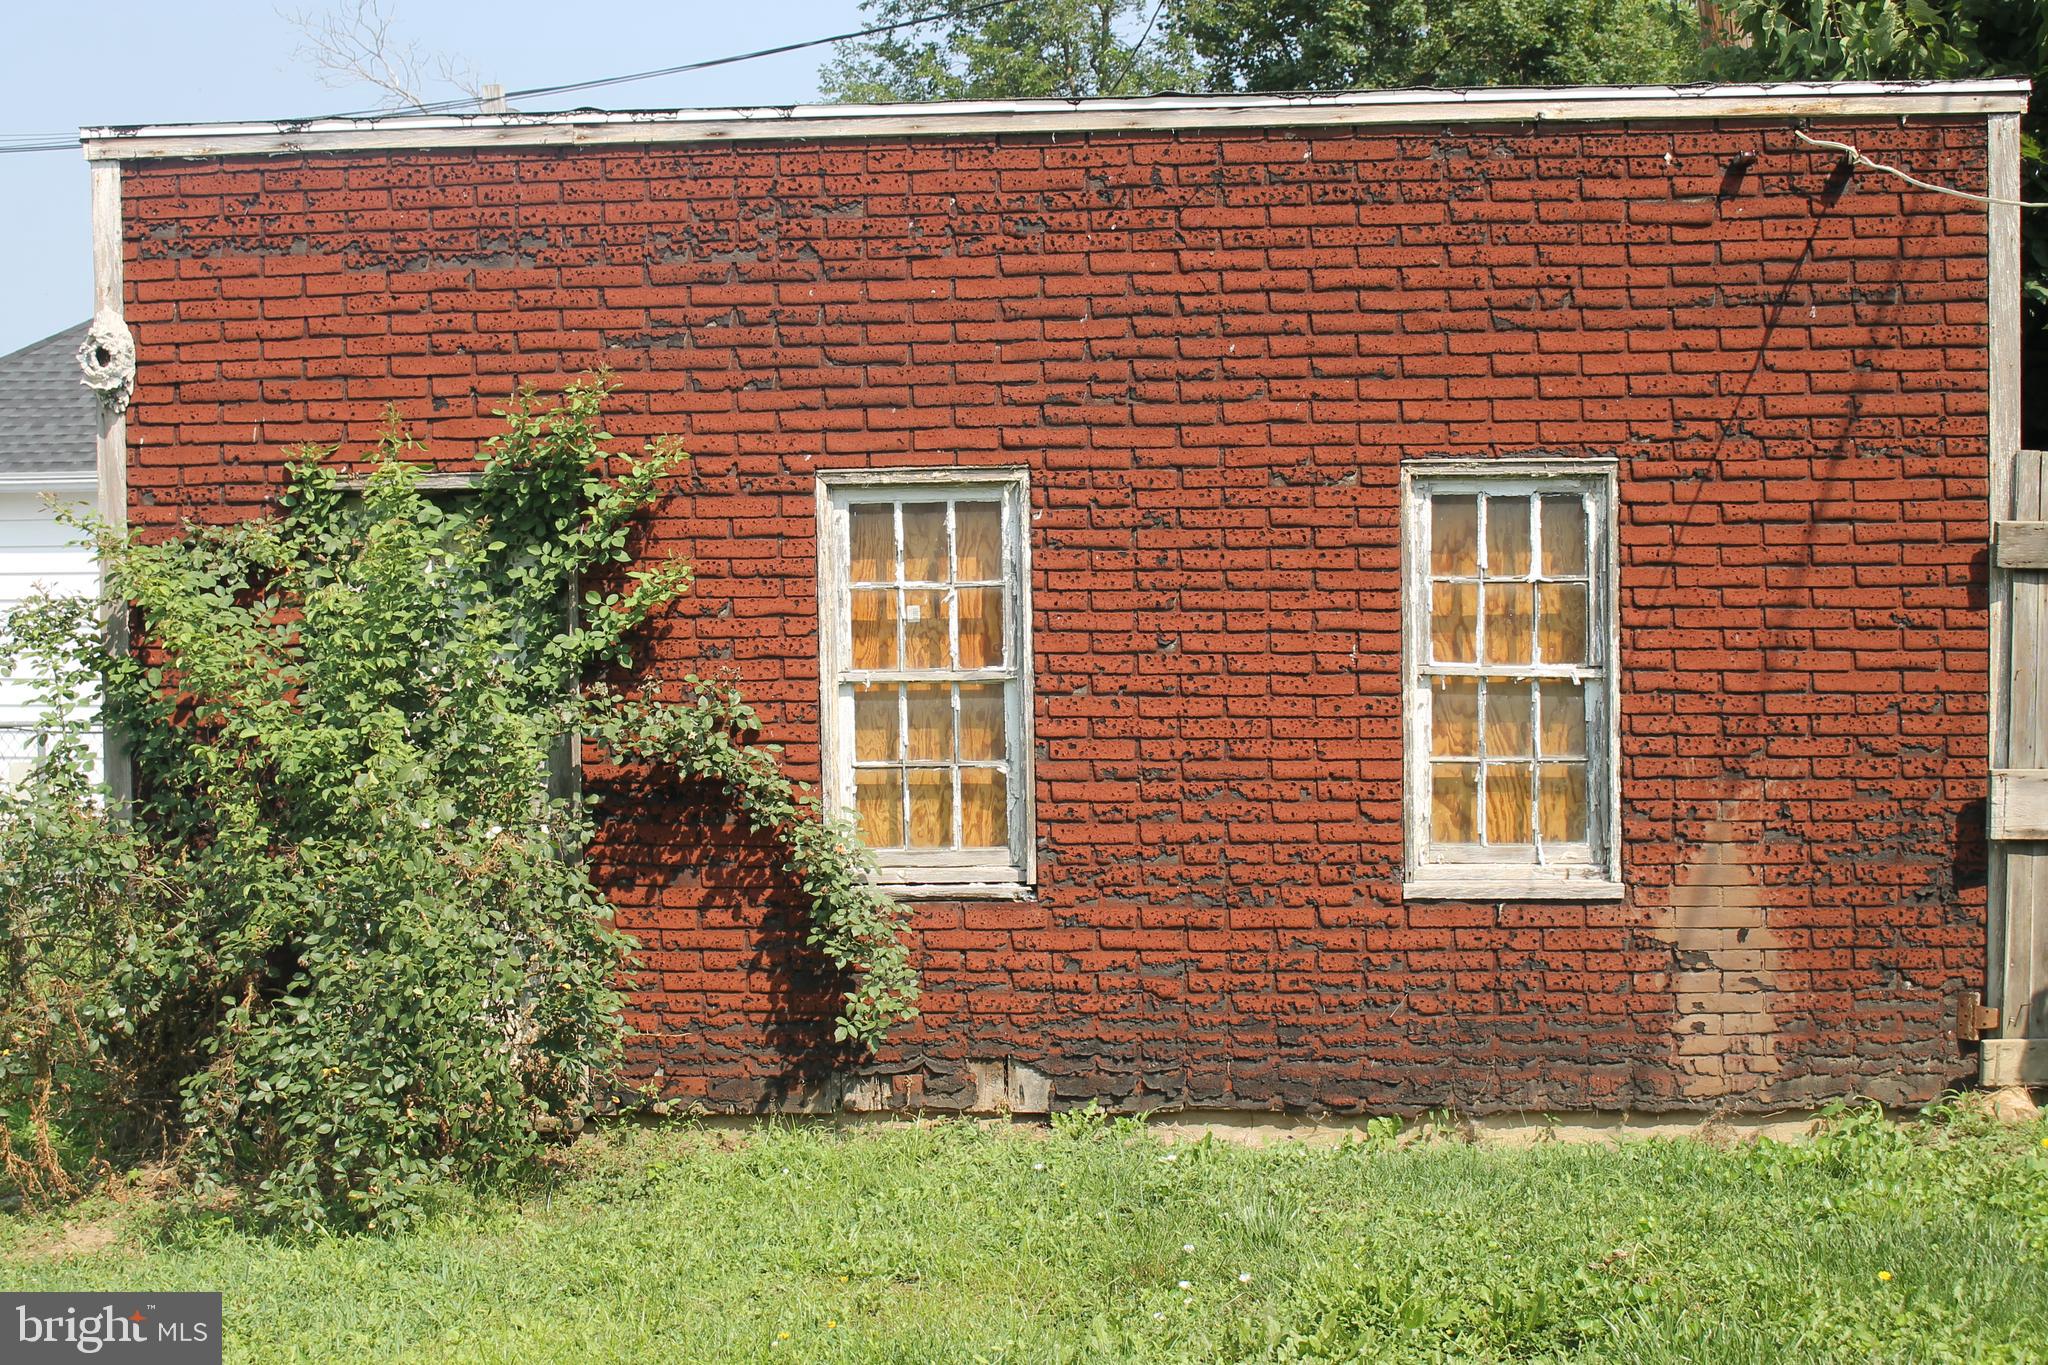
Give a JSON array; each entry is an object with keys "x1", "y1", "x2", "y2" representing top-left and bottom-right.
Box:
[
  {"x1": 848, "y1": 505, "x2": 894, "y2": 582},
  {"x1": 903, "y1": 588, "x2": 947, "y2": 669},
  {"x1": 956, "y1": 501, "x2": 1004, "y2": 581},
  {"x1": 1539, "y1": 682, "x2": 1586, "y2": 757},
  {"x1": 1410, "y1": 477, "x2": 1604, "y2": 868},
  {"x1": 1538, "y1": 762, "x2": 1587, "y2": 842},
  {"x1": 1431, "y1": 582, "x2": 1476, "y2": 663},
  {"x1": 851, "y1": 589, "x2": 898, "y2": 669},
  {"x1": 830, "y1": 481, "x2": 1030, "y2": 872},
  {"x1": 1482, "y1": 583, "x2": 1531, "y2": 664},
  {"x1": 1538, "y1": 582, "x2": 1587, "y2": 665},
  {"x1": 957, "y1": 586, "x2": 1005, "y2": 669},
  {"x1": 853, "y1": 685, "x2": 900, "y2": 762},
  {"x1": 907, "y1": 768, "x2": 953, "y2": 848},
  {"x1": 1431, "y1": 763, "x2": 1478, "y2": 843},
  {"x1": 901, "y1": 502, "x2": 948, "y2": 581},
  {"x1": 1484, "y1": 680, "x2": 1531, "y2": 756},
  {"x1": 961, "y1": 767, "x2": 1007, "y2": 847},
  {"x1": 958, "y1": 683, "x2": 1006, "y2": 760},
  {"x1": 1431, "y1": 678, "x2": 1478, "y2": 756},
  {"x1": 1541, "y1": 494, "x2": 1587, "y2": 576},
  {"x1": 906, "y1": 683, "x2": 951, "y2": 761},
  {"x1": 1431, "y1": 495, "x2": 1478, "y2": 575},
  {"x1": 1486, "y1": 495, "x2": 1530, "y2": 576},
  {"x1": 855, "y1": 768, "x2": 904, "y2": 847},
  {"x1": 1485, "y1": 763, "x2": 1532, "y2": 844}
]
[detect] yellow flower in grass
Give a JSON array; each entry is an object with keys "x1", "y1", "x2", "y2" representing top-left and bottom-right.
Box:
[{"x1": 1877, "y1": 1271, "x2": 1893, "y2": 1282}]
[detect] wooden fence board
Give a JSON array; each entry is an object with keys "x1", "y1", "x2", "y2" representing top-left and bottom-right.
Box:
[
  {"x1": 1995, "y1": 520, "x2": 2048, "y2": 569},
  {"x1": 1991, "y1": 451, "x2": 2048, "y2": 1063}
]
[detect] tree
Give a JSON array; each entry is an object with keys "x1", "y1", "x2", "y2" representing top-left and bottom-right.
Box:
[
  {"x1": 819, "y1": 0, "x2": 1205, "y2": 102},
  {"x1": 1183, "y1": 0, "x2": 1703, "y2": 92},
  {"x1": 284, "y1": 0, "x2": 485, "y2": 112},
  {"x1": 1706, "y1": 0, "x2": 2042, "y2": 82},
  {"x1": 1705, "y1": 0, "x2": 2048, "y2": 439}
]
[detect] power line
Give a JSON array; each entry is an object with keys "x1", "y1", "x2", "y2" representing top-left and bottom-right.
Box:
[
  {"x1": 1105, "y1": 0, "x2": 1169, "y2": 97},
  {"x1": 0, "y1": 1, "x2": 1015, "y2": 157},
  {"x1": 328, "y1": 0, "x2": 1014, "y2": 117}
]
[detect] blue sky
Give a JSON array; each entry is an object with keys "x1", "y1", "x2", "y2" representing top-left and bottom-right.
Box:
[{"x1": 0, "y1": 1, "x2": 871, "y2": 355}]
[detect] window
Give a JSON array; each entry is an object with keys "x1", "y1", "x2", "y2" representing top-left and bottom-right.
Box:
[
  {"x1": 339, "y1": 472, "x2": 580, "y2": 798},
  {"x1": 1402, "y1": 461, "x2": 1620, "y2": 899},
  {"x1": 817, "y1": 469, "x2": 1034, "y2": 894}
]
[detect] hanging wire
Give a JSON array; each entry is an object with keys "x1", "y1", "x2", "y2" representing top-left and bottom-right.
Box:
[
  {"x1": 0, "y1": 137, "x2": 85, "y2": 156},
  {"x1": 1793, "y1": 128, "x2": 2048, "y2": 209},
  {"x1": 1103, "y1": 0, "x2": 1170, "y2": 97},
  {"x1": 327, "y1": 0, "x2": 1017, "y2": 118},
  {"x1": 0, "y1": 0, "x2": 1019, "y2": 155}
]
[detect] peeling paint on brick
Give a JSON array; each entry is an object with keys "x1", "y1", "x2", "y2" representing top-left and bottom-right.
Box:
[
  {"x1": 119, "y1": 117, "x2": 1992, "y2": 1114},
  {"x1": 1651, "y1": 795, "x2": 1784, "y2": 1101}
]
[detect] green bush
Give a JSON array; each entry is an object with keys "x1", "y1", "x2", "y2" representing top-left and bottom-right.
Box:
[
  {"x1": 0, "y1": 381, "x2": 916, "y2": 1230},
  {"x1": 0, "y1": 591, "x2": 173, "y2": 1204}
]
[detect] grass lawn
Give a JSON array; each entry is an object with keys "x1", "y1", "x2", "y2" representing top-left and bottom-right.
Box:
[{"x1": 2, "y1": 1104, "x2": 2045, "y2": 1363}]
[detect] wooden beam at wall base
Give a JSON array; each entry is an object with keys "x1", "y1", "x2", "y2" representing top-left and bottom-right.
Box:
[{"x1": 1980, "y1": 1038, "x2": 2048, "y2": 1087}]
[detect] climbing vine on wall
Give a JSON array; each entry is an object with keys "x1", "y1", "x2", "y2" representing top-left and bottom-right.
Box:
[{"x1": 0, "y1": 380, "x2": 916, "y2": 1229}]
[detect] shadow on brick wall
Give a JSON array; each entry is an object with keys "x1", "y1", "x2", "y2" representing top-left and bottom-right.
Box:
[{"x1": 589, "y1": 772, "x2": 858, "y2": 1111}]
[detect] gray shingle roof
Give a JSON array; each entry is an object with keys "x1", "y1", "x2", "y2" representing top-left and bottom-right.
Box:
[{"x1": 0, "y1": 324, "x2": 97, "y2": 482}]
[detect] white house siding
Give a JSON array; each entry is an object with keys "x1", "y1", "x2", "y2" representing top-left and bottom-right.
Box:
[{"x1": 0, "y1": 488, "x2": 98, "y2": 783}]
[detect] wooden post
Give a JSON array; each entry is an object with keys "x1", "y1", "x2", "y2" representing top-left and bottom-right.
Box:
[
  {"x1": 89, "y1": 159, "x2": 130, "y2": 813},
  {"x1": 1980, "y1": 113, "x2": 2048, "y2": 1086}
]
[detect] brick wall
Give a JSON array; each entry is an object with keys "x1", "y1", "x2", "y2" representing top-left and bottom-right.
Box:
[{"x1": 117, "y1": 115, "x2": 1993, "y2": 1113}]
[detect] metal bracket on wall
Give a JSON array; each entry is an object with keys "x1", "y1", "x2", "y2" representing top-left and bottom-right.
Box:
[{"x1": 1958, "y1": 991, "x2": 2005, "y2": 1043}]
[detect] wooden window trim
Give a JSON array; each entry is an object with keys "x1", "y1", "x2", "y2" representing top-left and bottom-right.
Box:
[
  {"x1": 1400, "y1": 459, "x2": 1622, "y2": 901},
  {"x1": 816, "y1": 467, "x2": 1036, "y2": 897}
]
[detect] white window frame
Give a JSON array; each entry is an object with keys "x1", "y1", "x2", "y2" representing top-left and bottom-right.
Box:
[
  {"x1": 1401, "y1": 458, "x2": 1623, "y2": 901},
  {"x1": 816, "y1": 467, "x2": 1036, "y2": 898}
]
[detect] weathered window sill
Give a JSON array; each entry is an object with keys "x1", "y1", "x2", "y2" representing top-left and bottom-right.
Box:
[
  {"x1": 1403, "y1": 872, "x2": 1625, "y2": 902},
  {"x1": 875, "y1": 880, "x2": 1036, "y2": 902}
]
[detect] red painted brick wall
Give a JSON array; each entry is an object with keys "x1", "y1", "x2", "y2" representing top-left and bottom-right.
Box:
[{"x1": 118, "y1": 115, "x2": 1993, "y2": 1113}]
